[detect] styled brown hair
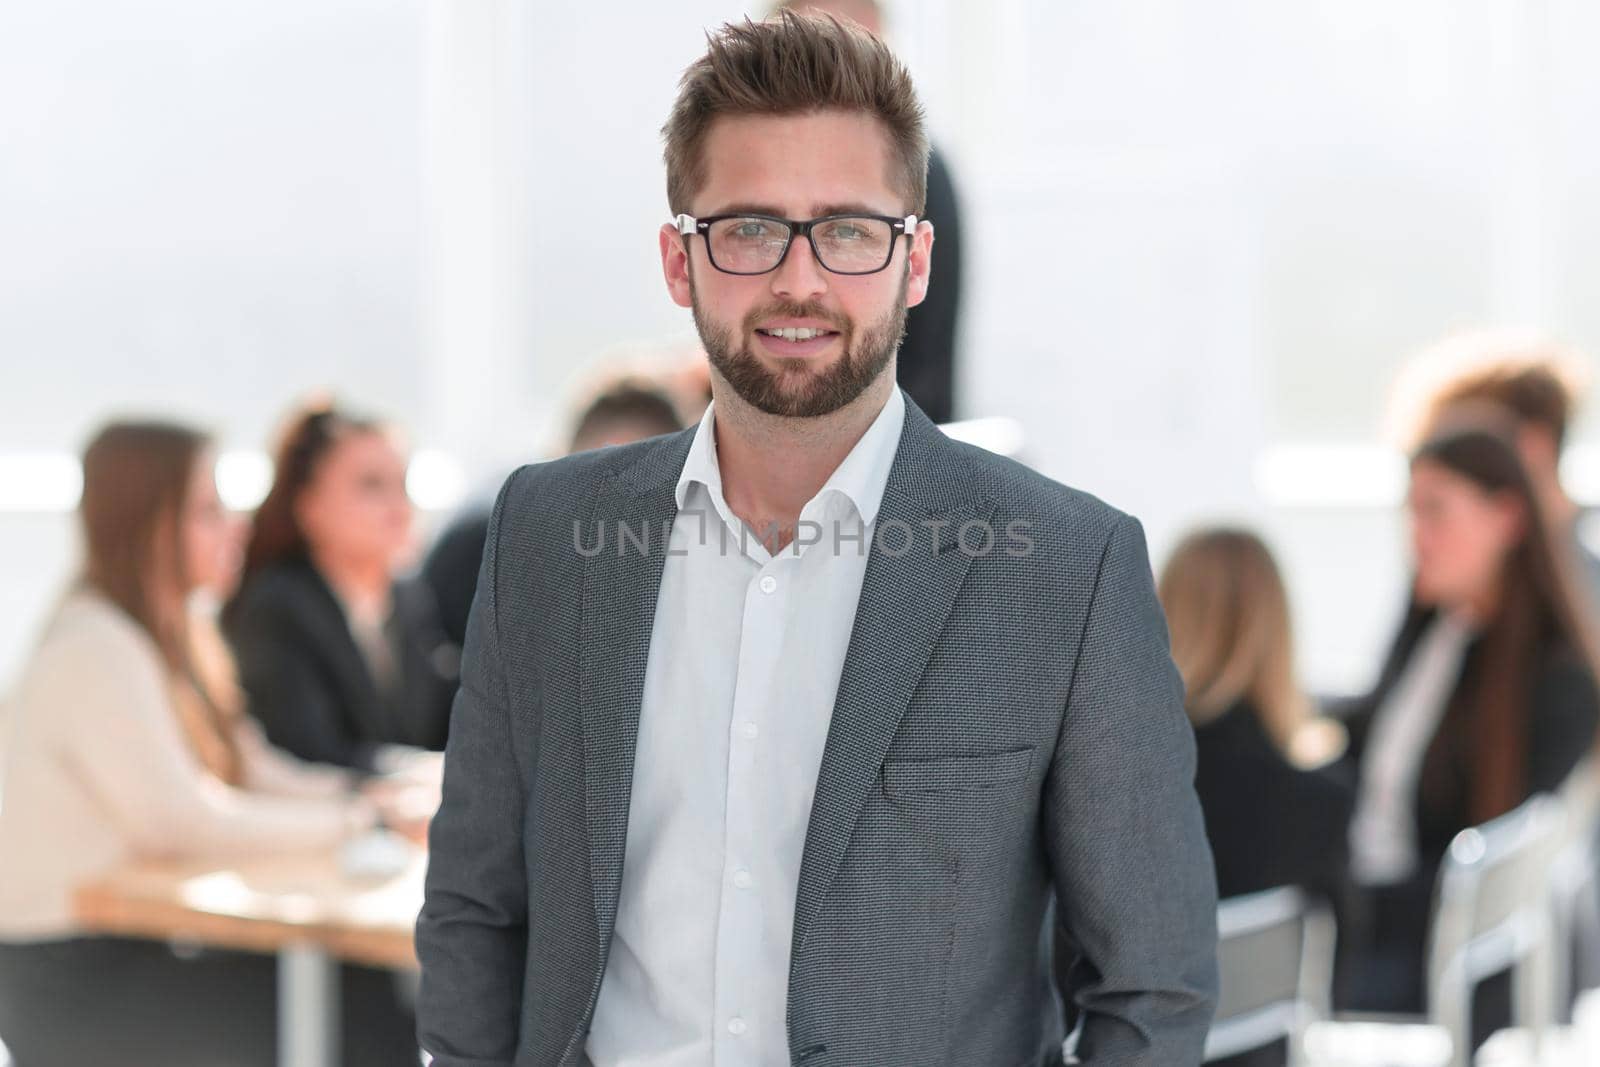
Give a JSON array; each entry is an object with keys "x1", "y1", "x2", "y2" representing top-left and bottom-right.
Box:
[
  {"x1": 1398, "y1": 333, "x2": 1587, "y2": 450},
  {"x1": 1158, "y1": 527, "x2": 1314, "y2": 754},
  {"x1": 1387, "y1": 417, "x2": 1600, "y2": 822},
  {"x1": 78, "y1": 420, "x2": 245, "y2": 785},
  {"x1": 661, "y1": 11, "x2": 929, "y2": 215},
  {"x1": 238, "y1": 398, "x2": 386, "y2": 586},
  {"x1": 1429, "y1": 360, "x2": 1577, "y2": 448}
]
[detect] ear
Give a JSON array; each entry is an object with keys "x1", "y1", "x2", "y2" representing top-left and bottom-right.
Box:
[
  {"x1": 904, "y1": 219, "x2": 934, "y2": 310},
  {"x1": 660, "y1": 223, "x2": 693, "y2": 309}
]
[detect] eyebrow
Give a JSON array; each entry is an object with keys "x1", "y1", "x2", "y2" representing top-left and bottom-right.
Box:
[{"x1": 707, "y1": 202, "x2": 898, "y2": 218}]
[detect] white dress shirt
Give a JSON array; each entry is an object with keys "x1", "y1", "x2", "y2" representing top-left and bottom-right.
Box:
[
  {"x1": 1348, "y1": 610, "x2": 1476, "y2": 886},
  {"x1": 585, "y1": 387, "x2": 906, "y2": 1067}
]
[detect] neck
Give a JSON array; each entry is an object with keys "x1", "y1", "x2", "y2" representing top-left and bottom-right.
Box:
[
  {"x1": 308, "y1": 546, "x2": 391, "y2": 613},
  {"x1": 709, "y1": 370, "x2": 896, "y2": 551},
  {"x1": 1450, "y1": 576, "x2": 1502, "y2": 628}
]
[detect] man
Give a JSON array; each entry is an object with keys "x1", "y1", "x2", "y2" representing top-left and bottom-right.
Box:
[
  {"x1": 416, "y1": 14, "x2": 1217, "y2": 1066},
  {"x1": 776, "y1": 0, "x2": 965, "y2": 424}
]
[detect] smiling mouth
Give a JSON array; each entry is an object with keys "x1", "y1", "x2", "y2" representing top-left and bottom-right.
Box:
[{"x1": 756, "y1": 326, "x2": 839, "y2": 342}]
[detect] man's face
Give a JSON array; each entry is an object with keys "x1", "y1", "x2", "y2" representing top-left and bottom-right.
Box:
[
  {"x1": 660, "y1": 109, "x2": 933, "y2": 418},
  {"x1": 787, "y1": 1, "x2": 884, "y2": 36}
]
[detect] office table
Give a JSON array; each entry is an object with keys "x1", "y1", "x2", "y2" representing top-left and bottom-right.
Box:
[{"x1": 74, "y1": 844, "x2": 423, "y2": 1067}]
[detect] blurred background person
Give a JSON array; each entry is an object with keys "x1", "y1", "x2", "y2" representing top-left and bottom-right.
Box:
[
  {"x1": 1160, "y1": 526, "x2": 1355, "y2": 904},
  {"x1": 1339, "y1": 416, "x2": 1600, "y2": 1036},
  {"x1": 422, "y1": 373, "x2": 688, "y2": 649},
  {"x1": 774, "y1": 0, "x2": 964, "y2": 424},
  {"x1": 1403, "y1": 333, "x2": 1598, "y2": 589},
  {"x1": 1160, "y1": 526, "x2": 1355, "y2": 1067},
  {"x1": 224, "y1": 401, "x2": 456, "y2": 773},
  {"x1": 0, "y1": 421, "x2": 417, "y2": 1067},
  {"x1": 660, "y1": 346, "x2": 715, "y2": 427}
]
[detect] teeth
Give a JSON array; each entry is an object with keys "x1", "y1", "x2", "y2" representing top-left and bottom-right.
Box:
[{"x1": 763, "y1": 327, "x2": 828, "y2": 341}]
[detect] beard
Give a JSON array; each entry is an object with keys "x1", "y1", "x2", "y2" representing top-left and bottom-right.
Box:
[{"x1": 691, "y1": 266, "x2": 908, "y2": 418}]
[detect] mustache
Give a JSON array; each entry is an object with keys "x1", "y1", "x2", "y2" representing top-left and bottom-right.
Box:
[{"x1": 740, "y1": 301, "x2": 850, "y2": 334}]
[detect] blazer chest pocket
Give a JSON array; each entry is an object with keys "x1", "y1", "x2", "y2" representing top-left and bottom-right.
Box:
[{"x1": 881, "y1": 746, "x2": 1035, "y2": 797}]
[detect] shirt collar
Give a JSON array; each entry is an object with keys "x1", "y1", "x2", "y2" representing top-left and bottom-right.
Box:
[{"x1": 673, "y1": 386, "x2": 905, "y2": 527}]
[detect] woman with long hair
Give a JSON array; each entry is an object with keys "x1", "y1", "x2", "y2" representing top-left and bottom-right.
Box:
[
  {"x1": 1160, "y1": 528, "x2": 1356, "y2": 1067},
  {"x1": 224, "y1": 400, "x2": 456, "y2": 772},
  {"x1": 1159, "y1": 529, "x2": 1354, "y2": 902},
  {"x1": 0, "y1": 421, "x2": 419, "y2": 1065},
  {"x1": 1341, "y1": 414, "x2": 1600, "y2": 1021}
]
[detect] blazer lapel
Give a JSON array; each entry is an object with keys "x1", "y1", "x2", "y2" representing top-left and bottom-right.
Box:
[
  {"x1": 580, "y1": 431, "x2": 693, "y2": 952},
  {"x1": 789, "y1": 401, "x2": 995, "y2": 959}
]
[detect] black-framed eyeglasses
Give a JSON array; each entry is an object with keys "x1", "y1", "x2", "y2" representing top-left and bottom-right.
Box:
[{"x1": 675, "y1": 212, "x2": 917, "y2": 276}]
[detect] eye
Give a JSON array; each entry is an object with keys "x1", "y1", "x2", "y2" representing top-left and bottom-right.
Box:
[{"x1": 731, "y1": 220, "x2": 779, "y2": 239}]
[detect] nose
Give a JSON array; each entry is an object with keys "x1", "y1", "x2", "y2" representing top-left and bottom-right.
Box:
[{"x1": 770, "y1": 231, "x2": 829, "y2": 302}]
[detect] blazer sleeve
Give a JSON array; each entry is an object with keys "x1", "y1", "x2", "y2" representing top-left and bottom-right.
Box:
[
  {"x1": 393, "y1": 576, "x2": 461, "y2": 752},
  {"x1": 1043, "y1": 513, "x2": 1219, "y2": 1064},
  {"x1": 421, "y1": 511, "x2": 491, "y2": 651},
  {"x1": 227, "y1": 584, "x2": 383, "y2": 772},
  {"x1": 415, "y1": 476, "x2": 528, "y2": 1066}
]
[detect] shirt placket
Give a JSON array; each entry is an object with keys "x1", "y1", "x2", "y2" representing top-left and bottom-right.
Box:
[{"x1": 711, "y1": 548, "x2": 791, "y2": 1063}]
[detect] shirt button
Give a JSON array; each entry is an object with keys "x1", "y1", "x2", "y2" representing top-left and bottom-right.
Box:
[
  {"x1": 733, "y1": 868, "x2": 753, "y2": 889},
  {"x1": 740, "y1": 721, "x2": 759, "y2": 740},
  {"x1": 728, "y1": 1017, "x2": 747, "y2": 1035},
  {"x1": 758, "y1": 575, "x2": 777, "y2": 594}
]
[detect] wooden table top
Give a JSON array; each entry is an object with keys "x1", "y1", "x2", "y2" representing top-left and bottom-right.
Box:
[{"x1": 73, "y1": 845, "x2": 425, "y2": 970}]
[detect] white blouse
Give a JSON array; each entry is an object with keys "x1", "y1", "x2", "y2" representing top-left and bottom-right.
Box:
[
  {"x1": 0, "y1": 589, "x2": 364, "y2": 940},
  {"x1": 1348, "y1": 611, "x2": 1477, "y2": 886}
]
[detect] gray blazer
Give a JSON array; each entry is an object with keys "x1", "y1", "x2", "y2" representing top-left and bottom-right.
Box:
[{"x1": 416, "y1": 393, "x2": 1218, "y2": 1066}]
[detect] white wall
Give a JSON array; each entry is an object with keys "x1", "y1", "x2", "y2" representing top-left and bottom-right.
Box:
[
  {"x1": 5, "y1": 0, "x2": 1600, "y2": 696},
  {"x1": 896, "y1": 0, "x2": 1600, "y2": 692},
  {"x1": 0, "y1": 0, "x2": 429, "y2": 683}
]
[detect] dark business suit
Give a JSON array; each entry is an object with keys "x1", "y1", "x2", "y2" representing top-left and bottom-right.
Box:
[
  {"x1": 415, "y1": 393, "x2": 1217, "y2": 1066},
  {"x1": 422, "y1": 510, "x2": 493, "y2": 650},
  {"x1": 224, "y1": 557, "x2": 459, "y2": 772},
  {"x1": 1193, "y1": 702, "x2": 1355, "y2": 903},
  {"x1": 1195, "y1": 703, "x2": 1356, "y2": 1067},
  {"x1": 897, "y1": 146, "x2": 962, "y2": 423}
]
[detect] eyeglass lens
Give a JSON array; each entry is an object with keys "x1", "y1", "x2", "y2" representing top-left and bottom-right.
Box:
[{"x1": 707, "y1": 216, "x2": 895, "y2": 274}]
